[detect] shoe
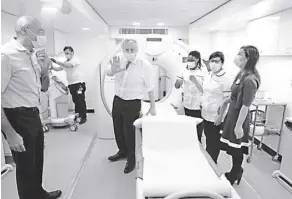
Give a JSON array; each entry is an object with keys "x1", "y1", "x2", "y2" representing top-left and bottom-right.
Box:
[
  {"x1": 108, "y1": 152, "x2": 126, "y2": 162},
  {"x1": 226, "y1": 168, "x2": 244, "y2": 185},
  {"x1": 79, "y1": 117, "x2": 87, "y2": 125},
  {"x1": 124, "y1": 162, "x2": 135, "y2": 174},
  {"x1": 41, "y1": 190, "x2": 62, "y2": 199},
  {"x1": 236, "y1": 168, "x2": 244, "y2": 185}
]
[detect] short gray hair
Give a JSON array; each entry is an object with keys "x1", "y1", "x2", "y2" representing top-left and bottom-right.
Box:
[{"x1": 121, "y1": 38, "x2": 138, "y2": 50}]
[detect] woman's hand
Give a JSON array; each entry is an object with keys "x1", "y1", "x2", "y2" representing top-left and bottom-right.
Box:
[
  {"x1": 146, "y1": 107, "x2": 156, "y2": 116},
  {"x1": 234, "y1": 124, "x2": 244, "y2": 139}
]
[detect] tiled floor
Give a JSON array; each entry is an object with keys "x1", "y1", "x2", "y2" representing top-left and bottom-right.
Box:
[{"x1": 2, "y1": 114, "x2": 292, "y2": 199}]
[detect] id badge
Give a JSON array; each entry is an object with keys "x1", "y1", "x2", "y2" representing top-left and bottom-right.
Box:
[{"x1": 78, "y1": 90, "x2": 82, "y2": 94}]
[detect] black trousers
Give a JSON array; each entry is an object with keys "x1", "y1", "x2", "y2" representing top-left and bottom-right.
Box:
[
  {"x1": 184, "y1": 108, "x2": 204, "y2": 143},
  {"x1": 112, "y1": 96, "x2": 141, "y2": 164},
  {"x1": 3, "y1": 107, "x2": 46, "y2": 199},
  {"x1": 203, "y1": 120, "x2": 222, "y2": 164},
  {"x1": 68, "y1": 82, "x2": 87, "y2": 119}
]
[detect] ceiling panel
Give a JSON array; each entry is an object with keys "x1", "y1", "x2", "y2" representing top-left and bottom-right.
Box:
[{"x1": 87, "y1": 0, "x2": 229, "y2": 26}]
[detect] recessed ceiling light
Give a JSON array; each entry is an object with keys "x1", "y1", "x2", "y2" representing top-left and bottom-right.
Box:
[
  {"x1": 133, "y1": 22, "x2": 140, "y2": 26},
  {"x1": 82, "y1": 28, "x2": 90, "y2": 30},
  {"x1": 157, "y1": 22, "x2": 164, "y2": 26}
]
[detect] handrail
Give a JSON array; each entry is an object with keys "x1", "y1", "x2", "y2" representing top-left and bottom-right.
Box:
[
  {"x1": 164, "y1": 190, "x2": 225, "y2": 199},
  {"x1": 99, "y1": 63, "x2": 112, "y2": 117}
]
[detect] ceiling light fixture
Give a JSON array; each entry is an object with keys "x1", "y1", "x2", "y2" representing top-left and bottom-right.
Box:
[
  {"x1": 133, "y1": 22, "x2": 140, "y2": 26},
  {"x1": 82, "y1": 28, "x2": 90, "y2": 30},
  {"x1": 157, "y1": 22, "x2": 164, "y2": 26}
]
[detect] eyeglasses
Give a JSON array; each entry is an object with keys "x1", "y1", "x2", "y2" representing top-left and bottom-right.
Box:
[
  {"x1": 123, "y1": 49, "x2": 137, "y2": 53},
  {"x1": 26, "y1": 27, "x2": 45, "y2": 36},
  {"x1": 210, "y1": 59, "x2": 221, "y2": 64}
]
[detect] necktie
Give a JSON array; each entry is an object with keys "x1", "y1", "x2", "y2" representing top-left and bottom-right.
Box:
[{"x1": 126, "y1": 61, "x2": 131, "y2": 70}]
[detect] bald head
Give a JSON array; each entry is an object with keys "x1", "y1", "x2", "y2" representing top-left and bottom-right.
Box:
[{"x1": 15, "y1": 16, "x2": 42, "y2": 35}]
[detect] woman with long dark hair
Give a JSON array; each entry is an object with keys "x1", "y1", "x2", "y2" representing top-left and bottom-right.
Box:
[
  {"x1": 219, "y1": 45, "x2": 261, "y2": 185},
  {"x1": 175, "y1": 51, "x2": 208, "y2": 142}
]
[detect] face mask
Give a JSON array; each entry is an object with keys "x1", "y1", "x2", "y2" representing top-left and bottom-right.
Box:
[
  {"x1": 26, "y1": 28, "x2": 47, "y2": 48},
  {"x1": 234, "y1": 55, "x2": 246, "y2": 68},
  {"x1": 210, "y1": 63, "x2": 222, "y2": 73},
  {"x1": 124, "y1": 52, "x2": 136, "y2": 62},
  {"x1": 188, "y1": 62, "x2": 196, "y2": 68}
]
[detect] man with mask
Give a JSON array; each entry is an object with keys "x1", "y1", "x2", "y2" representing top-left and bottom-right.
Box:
[
  {"x1": 50, "y1": 46, "x2": 87, "y2": 124},
  {"x1": 1, "y1": 16, "x2": 62, "y2": 199},
  {"x1": 106, "y1": 39, "x2": 156, "y2": 174}
]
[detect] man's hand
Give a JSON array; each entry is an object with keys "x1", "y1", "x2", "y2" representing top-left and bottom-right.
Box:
[
  {"x1": 6, "y1": 133, "x2": 25, "y2": 152},
  {"x1": 146, "y1": 107, "x2": 156, "y2": 116},
  {"x1": 110, "y1": 56, "x2": 122, "y2": 72},
  {"x1": 51, "y1": 58, "x2": 57, "y2": 63},
  {"x1": 36, "y1": 50, "x2": 51, "y2": 71}
]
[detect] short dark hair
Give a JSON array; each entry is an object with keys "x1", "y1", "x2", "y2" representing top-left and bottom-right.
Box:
[
  {"x1": 209, "y1": 51, "x2": 224, "y2": 63},
  {"x1": 63, "y1": 46, "x2": 74, "y2": 53}
]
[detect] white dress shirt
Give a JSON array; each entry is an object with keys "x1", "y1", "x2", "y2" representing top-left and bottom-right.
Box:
[
  {"x1": 201, "y1": 69, "x2": 232, "y2": 122},
  {"x1": 1, "y1": 38, "x2": 41, "y2": 108},
  {"x1": 62, "y1": 56, "x2": 84, "y2": 86},
  {"x1": 178, "y1": 66, "x2": 208, "y2": 110},
  {"x1": 107, "y1": 56, "x2": 155, "y2": 100}
]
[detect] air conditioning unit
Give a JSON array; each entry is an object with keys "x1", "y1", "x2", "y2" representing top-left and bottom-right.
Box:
[{"x1": 119, "y1": 28, "x2": 168, "y2": 35}]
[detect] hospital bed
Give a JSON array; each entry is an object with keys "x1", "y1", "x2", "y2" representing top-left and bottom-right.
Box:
[{"x1": 134, "y1": 105, "x2": 241, "y2": 199}]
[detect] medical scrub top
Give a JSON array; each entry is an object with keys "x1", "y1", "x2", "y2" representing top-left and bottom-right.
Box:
[{"x1": 179, "y1": 66, "x2": 208, "y2": 110}]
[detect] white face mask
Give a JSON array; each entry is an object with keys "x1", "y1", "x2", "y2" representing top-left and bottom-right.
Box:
[
  {"x1": 210, "y1": 63, "x2": 222, "y2": 73},
  {"x1": 124, "y1": 52, "x2": 136, "y2": 62},
  {"x1": 188, "y1": 61, "x2": 196, "y2": 68},
  {"x1": 26, "y1": 28, "x2": 47, "y2": 48}
]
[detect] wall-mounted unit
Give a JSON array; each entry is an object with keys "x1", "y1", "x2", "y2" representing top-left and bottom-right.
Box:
[{"x1": 119, "y1": 28, "x2": 168, "y2": 35}]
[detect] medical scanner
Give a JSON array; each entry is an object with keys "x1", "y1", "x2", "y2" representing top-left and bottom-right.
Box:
[
  {"x1": 39, "y1": 70, "x2": 78, "y2": 132},
  {"x1": 96, "y1": 37, "x2": 242, "y2": 198}
]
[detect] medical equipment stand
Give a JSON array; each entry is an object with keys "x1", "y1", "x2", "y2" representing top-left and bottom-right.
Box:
[
  {"x1": 1, "y1": 135, "x2": 13, "y2": 178},
  {"x1": 272, "y1": 118, "x2": 292, "y2": 193},
  {"x1": 247, "y1": 100, "x2": 287, "y2": 163}
]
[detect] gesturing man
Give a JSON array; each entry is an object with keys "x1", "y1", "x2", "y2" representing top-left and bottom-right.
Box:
[{"x1": 106, "y1": 39, "x2": 156, "y2": 174}]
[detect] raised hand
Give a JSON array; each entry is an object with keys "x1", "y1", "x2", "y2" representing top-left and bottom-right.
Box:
[{"x1": 110, "y1": 56, "x2": 121, "y2": 72}]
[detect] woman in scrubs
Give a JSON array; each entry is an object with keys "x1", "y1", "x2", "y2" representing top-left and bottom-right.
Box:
[
  {"x1": 219, "y1": 46, "x2": 261, "y2": 185},
  {"x1": 191, "y1": 51, "x2": 232, "y2": 164},
  {"x1": 175, "y1": 51, "x2": 208, "y2": 142}
]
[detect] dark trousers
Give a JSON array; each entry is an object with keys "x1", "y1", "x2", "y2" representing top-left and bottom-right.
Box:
[
  {"x1": 68, "y1": 82, "x2": 87, "y2": 119},
  {"x1": 3, "y1": 107, "x2": 46, "y2": 199},
  {"x1": 184, "y1": 108, "x2": 204, "y2": 143},
  {"x1": 112, "y1": 96, "x2": 141, "y2": 164},
  {"x1": 203, "y1": 120, "x2": 222, "y2": 164}
]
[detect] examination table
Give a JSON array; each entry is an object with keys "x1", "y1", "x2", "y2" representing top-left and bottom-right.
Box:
[{"x1": 134, "y1": 110, "x2": 241, "y2": 199}]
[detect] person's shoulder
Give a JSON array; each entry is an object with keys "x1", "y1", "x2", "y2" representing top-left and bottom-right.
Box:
[
  {"x1": 69, "y1": 56, "x2": 81, "y2": 65},
  {"x1": 138, "y1": 57, "x2": 151, "y2": 68},
  {"x1": 1, "y1": 41, "x2": 17, "y2": 56},
  {"x1": 243, "y1": 74, "x2": 259, "y2": 88}
]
